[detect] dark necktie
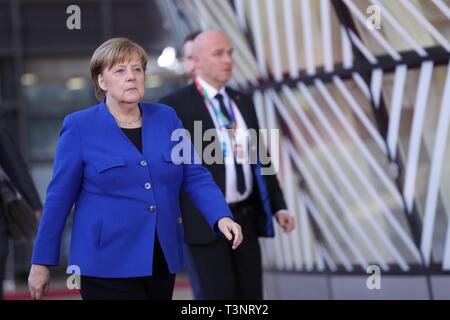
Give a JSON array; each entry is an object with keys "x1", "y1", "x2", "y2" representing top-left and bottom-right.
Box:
[
  {"x1": 215, "y1": 93, "x2": 246, "y2": 195},
  {"x1": 214, "y1": 93, "x2": 231, "y2": 122}
]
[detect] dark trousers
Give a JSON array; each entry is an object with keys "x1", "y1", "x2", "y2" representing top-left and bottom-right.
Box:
[
  {"x1": 0, "y1": 204, "x2": 9, "y2": 300},
  {"x1": 80, "y1": 273, "x2": 175, "y2": 300},
  {"x1": 80, "y1": 234, "x2": 175, "y2": 300},
  {"x1": 189, "y1": 204, "x2": 262, "y2": 300}
]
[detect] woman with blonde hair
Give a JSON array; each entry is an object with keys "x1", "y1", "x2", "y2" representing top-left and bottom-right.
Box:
[{"x1": 28, "y1": 38, "x2": 242, "y2": 300}]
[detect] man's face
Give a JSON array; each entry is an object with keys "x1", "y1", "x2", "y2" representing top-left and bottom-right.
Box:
[
  {"x1": 183, "y1": 40, "x2": 195, "y2": 80},
  {"x1": 195, "y1": 33, "x2": 234, "y2": 89}
]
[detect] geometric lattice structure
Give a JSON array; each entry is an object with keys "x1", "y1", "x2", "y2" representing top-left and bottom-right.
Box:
[{"x1": 161, "y1": 0, "x2": 450, "y2": 275}]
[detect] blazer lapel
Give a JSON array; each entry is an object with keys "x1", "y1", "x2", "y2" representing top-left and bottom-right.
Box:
[
  {"x1": 187, "y1": 84, "x2": 216, "y2": 131},
  {"x1": 141, "y1": 102, "x2": 168, "y2": 162},
  {"x1": 99, "y1": 100, "x2": 143, "y2": 158}
]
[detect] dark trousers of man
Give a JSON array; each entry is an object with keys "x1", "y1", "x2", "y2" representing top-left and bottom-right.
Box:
[
  {"x1": 0, "y1": 204, "x2": 9, "y2": 300},
  {"x1": 189, "y1": 201, "x2": 263, "y2": 300},
  {"x1": 80, "y1": 235, "x2": 175, "y2": 300}
]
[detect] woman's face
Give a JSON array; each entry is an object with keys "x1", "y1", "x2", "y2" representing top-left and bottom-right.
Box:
[{"x1": 98, "y1": 51, "x2": 145, "y2": 105}]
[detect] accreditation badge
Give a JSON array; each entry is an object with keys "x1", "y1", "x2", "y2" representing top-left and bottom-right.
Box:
[
  {"x1": 235, "y1": 142, "x2": 245, "y2": 163},
  {"x1": 222, "y1": 141, "x2": 228, "y2": 158}
]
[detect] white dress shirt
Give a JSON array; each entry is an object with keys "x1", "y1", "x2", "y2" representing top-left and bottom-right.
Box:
[{"x1": 197, "y1": 76, "x2": 253, "y2": 204}]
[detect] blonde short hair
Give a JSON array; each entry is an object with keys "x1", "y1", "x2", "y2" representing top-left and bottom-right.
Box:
[{"x1": 90, "y1": 37, "x2": 148, "y2": 100}]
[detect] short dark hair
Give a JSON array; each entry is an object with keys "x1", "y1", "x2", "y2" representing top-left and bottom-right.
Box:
[
  {"x1": 183, "y1": 31, "x2": 201, "y2": 45},
  {"x1": 90, "y1": 37, "x2": 148, "y2": 101}
]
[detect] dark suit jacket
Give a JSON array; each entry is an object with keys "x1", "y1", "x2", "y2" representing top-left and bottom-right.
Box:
[
  {"x1": 160, "y1": 83, "x2": 287, "y2": 245},
  {"x1": 0, "y1": 122, "x2": 42, "y2": 211}
]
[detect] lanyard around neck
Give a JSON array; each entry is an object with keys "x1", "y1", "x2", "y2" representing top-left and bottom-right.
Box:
[{"x1": 194, "y1": 77, "x2": 237, "y2": 131}]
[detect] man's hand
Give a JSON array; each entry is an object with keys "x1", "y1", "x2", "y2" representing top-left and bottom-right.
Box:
[
  {"x1": 275, "y1": 211, "x2": 295, "y2": 234},
  {"x1": 217, "y1": 217, "x2": 243, "y2": 250},
  {"x1": 34, "y1": 209, "x2": 42, "y2": 221}
]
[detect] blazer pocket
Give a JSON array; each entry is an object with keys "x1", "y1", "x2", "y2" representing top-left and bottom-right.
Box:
[
  {"x1": 94, "y1": 157, "x2": 126, "y2": 173},
  {"x1": 161, "y1": 151, "x2": 182, "y2": 165}
]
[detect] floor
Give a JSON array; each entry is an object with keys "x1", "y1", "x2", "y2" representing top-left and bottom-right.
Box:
[{"x1": 3, "y1": 272, "x2": 194, "y2": 300}]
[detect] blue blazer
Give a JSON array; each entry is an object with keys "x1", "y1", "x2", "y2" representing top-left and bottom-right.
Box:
[{"x1": 32, "y1": 101, "x2": 232, "y2": 278}]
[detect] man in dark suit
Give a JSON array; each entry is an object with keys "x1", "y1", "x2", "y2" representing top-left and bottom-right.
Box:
[
  {"x1": 182, "y1": 31, "x2": 201, "y2": 82},
  {"x1": 160, "y1": 30, "x2": 295, "y2": 300},
  {"x1": 0, "y1": 121, "x2": 42, "y2": 299}
]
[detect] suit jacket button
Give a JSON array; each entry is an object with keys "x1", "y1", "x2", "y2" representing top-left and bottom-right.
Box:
[
  {"x1": 140, "y1": 160, "x2": 148, "y2": 167},
  {"x1": 148, "y1": 206, "x2": 156, "y2": 212},
  {"x1": 177, "y1": 217, "x2": 182, "y2": 224},
  {"x1": 144, "y1": 183, "x2": 151, "y2": 190}
]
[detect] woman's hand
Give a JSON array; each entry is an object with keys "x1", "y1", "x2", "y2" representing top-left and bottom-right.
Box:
[
  {"x1": 217, "y1": 217, "x2": 243, "y2": 250},
  {"x1": 28, "y1": 264, "x2": 50, "y2": 300}
]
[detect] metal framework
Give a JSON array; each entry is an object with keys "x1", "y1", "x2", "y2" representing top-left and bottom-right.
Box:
[{"x1": 169, "y1": 0, "x2": 450, "y2": 277}]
